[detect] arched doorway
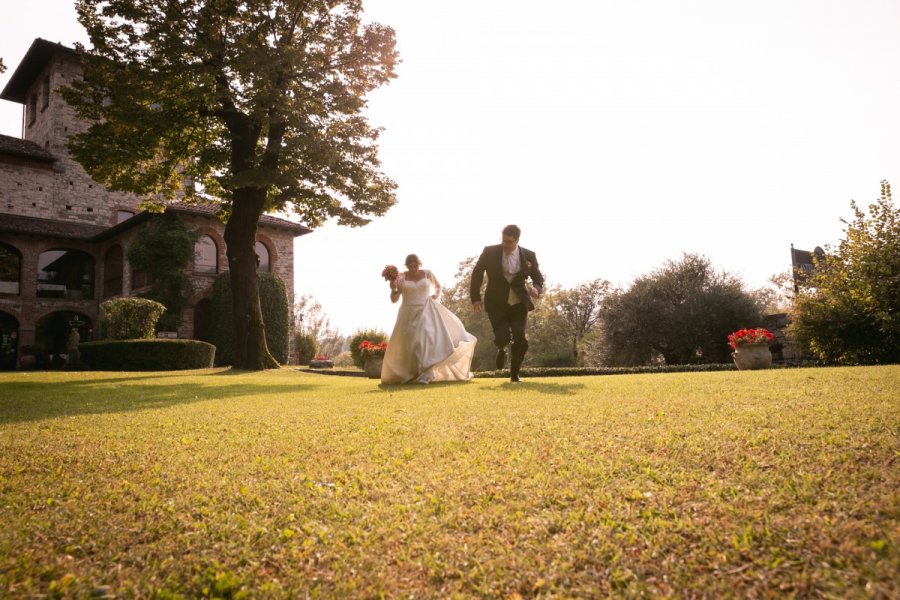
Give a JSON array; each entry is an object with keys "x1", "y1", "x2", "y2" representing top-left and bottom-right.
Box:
[
  {"x1": 0, "y1": 312, "x2": 18, "y2": 371},
  {"x1": 34, "y1": 311, "x2": 93, "y2": 369},
  {"x1": 193, "y1": 298, "x2": 213, "y2": 344}
]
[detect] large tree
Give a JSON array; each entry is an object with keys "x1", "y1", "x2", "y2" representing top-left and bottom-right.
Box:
[
  {"x1": 595, "y1": 254, "x2": 764, "y2": 366},
  {"x1": 64, "y1": 0, "x2": 399, "y2": 369},
  {"x1": 791, "y1": 181, "x2": 899, "y2": 364}
]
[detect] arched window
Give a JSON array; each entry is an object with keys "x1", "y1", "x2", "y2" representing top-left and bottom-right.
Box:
[
  {"x1": 255, "y1": 240, "x2": 271, "y2": 272},
  {"x1": 103, "y1": 245, "x2": 124, "y2": 298},
  {"x1": 194, "y1": 235, "x2": 218, "y2": 274},
  {"x1": 37, "y1": 249, "x2": 95, "y2": 299},
  {"x1": 0, "y1": 243, "x2": 21, "y2": 295}
]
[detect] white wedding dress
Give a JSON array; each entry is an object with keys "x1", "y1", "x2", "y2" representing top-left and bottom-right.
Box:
[{"x1": 381, "y1": 272, "x2": 476, "y2": 384}]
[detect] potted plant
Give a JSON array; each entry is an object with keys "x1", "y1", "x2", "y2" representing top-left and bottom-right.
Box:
[
  {"x1": 727, "y1": 328, "x2": 775, "y2": 370},
  {"x1": 309, "y1": 355, "x2": 334, "y2": 369},
  {"x1": 18, "y1": 345, "x2": 37, "y2": 370},
  {"x1": 358, "y1": 340, "x2": 388, "y2": 378}
]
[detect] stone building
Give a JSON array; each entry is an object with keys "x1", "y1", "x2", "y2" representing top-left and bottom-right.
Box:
[{"x1": 0, "y1": 39, "x2": 311, "y2": 369}]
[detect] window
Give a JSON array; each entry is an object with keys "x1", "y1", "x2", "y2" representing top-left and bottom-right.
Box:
[
  {"x1": 42, "y1": 76, "x2": 50, "y2": 109},
  {"x1": 37, "y1": 249, "x2": 95, "y2": 299},
  {"x1": 102, "y1": 245, "x2": 123, "y2": 298},
  {"x1": 116, "y1": 210, "x2": 135, "y2": 224},
  {"x1": 0, "y1": 243, "x2": 21, "y2": 295},
  {"x1": 255, "y1": 240, "x2": 271, "y2": 272},
  {"x1": 194, "y1": 235, "x2": 218, "y2": 273},
  {"x1": 28, "y1": 93, "x2": 37, "y2": 125}
]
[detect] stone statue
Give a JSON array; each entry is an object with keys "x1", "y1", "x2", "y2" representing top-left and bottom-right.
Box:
[{"x1": 66, "y1": 328, "x2": 81, "y2": 368}]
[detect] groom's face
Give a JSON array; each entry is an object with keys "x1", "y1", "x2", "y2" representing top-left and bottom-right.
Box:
[{"x1": 501, "y1": 234, "x2": 518, "y2": 254}]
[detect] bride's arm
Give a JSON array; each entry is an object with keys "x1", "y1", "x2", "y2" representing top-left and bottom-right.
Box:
[
  {"x1": 427, "y1": 270, "x2": 441, "y2": 300},
  {"x1": 390, "y1": 273, "x2": 404, "y2": 303}
]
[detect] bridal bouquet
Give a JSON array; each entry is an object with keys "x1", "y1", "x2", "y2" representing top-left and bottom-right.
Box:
[{"x1": 382, "y1": 264, "x2": 399, "y2": 281}]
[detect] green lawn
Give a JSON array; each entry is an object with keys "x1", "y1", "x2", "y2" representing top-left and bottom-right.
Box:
[{"x1": 1, "y1": 366, "x2": 897, "y2": 598}]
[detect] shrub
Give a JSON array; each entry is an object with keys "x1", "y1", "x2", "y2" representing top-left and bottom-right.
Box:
[
  {"x1": 211, "y1": 271, "x2": 290, "y2": 365},
  {"x1": 127, "y1": 214, "x2": 197, "y2": 330},
  {"x1": 100, "y1": 297, "x2": 166, "y2": 340},
  {"x1": 349, "y1": 329, "x2": 387, "y2": 367},
  {"x1": 295, "y1": 331, "x2": 318, "y2": 365},
  {"x1": 332, "y1": 351, "x2": 354, "y2": 368},
  {"x1": 80, "y1": 339, "x2": 215, "y2": 370}
]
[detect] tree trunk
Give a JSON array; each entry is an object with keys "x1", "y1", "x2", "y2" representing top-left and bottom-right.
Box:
[{"x1": 224, "y1": 189, "x2": 279, "y2": 370}]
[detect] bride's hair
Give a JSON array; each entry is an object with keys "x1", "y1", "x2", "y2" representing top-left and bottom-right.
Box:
[{"x1": 405, "y1": 254, "x2": 422, "y2": 268}]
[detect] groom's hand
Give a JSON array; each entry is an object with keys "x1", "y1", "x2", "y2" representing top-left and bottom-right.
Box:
[{"x1": 472, "y1": 301, "x2": 484, "y2": 314}]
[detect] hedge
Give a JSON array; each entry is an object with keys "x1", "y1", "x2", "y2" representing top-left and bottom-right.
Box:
[
  {"x1": 211, "y1": 271, "x2": 290, "y2": 365},
  {"x1": 79, "y1": 339, "x2": 216, "y2": 371}
]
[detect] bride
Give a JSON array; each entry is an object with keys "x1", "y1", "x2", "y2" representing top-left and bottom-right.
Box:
[{"x1": 381, "y1": 254, "x2": 476, "y2": 384}]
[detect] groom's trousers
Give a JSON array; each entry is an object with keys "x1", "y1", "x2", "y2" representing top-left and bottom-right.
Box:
[{"x1": 486, "y1": 301, "x2": 529, "y2": 375}]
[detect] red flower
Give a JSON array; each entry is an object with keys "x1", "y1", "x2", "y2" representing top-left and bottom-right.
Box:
[
  {"x1": 382, "y1": 265, "x2": 399, "y2": 281},
  {"x1": 727, "y1": 328, "x2": 775, "y2": 350},
  {"x1": 358, "y1": 340, "x2": 388, "y2": 358}
]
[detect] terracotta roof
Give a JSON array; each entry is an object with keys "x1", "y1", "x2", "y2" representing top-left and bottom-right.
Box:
[
  {"x1": 1, "y1": 38, "x2": 77, "y2": 103},
  {"x1": 0, "y1": 134, "x2": 57, "y2": 163},
  {"x1": 166, "y1": 202, "x2": 312, "y2": 235},
  {"x1": 0, "y1": 213, "x2": 106, "y2": 240}
]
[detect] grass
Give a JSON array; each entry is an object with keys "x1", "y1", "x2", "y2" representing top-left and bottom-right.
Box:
[{"x1": 0, "y1": 366, "x2": 897, "y2": 598}]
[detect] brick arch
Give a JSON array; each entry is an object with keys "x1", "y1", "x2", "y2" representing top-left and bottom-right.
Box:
[{"x1": 191, "y1": 226, "x2": 225, "y2": 274}]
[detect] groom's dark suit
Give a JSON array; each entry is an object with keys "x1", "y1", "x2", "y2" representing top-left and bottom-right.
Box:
[{"x1": 470, "y1": 244, "x2": 544, "y2": 379}]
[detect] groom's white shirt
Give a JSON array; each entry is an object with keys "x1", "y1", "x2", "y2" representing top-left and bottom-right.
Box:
[{"x1": 502, "y1": 249, "x2": 521, "y2": 305}]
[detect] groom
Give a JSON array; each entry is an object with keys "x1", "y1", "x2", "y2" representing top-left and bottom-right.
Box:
[{"x1": 470, "y1": 224, "x2": 544, "y2": 383}]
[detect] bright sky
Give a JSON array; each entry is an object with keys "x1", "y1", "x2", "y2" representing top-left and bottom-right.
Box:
[{"x1": 2, "y1": 1, "x2": 899, "y2": 336}]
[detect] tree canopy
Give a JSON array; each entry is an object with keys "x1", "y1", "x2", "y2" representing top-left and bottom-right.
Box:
[
  {"x1": 791, "y1": 181, "x2": 899, "y2": 364},
  {"x1": 64, "y1": 0, "x2": 400, "y2": 369},
  {"x1": 595, "y1": 254, "x2": 765, "y2": 366}
]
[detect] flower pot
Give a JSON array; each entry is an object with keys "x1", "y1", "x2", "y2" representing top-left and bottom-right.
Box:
[
  {"x1": 18, "y1": 354, "x2": 37, "y2": 370},
  {"x1": 732, "y1": 343, "x2": 773, "y2": 370},
  {"x1": 364, "y1": 356, "x2": 384, "y2": 379}
]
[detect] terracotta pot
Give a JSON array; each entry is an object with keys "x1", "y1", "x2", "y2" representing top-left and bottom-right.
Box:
[
  {"x1": 732, "y1": 343, "x2": 773, "y2": 370},
  {"x1": 364, "y1": 356, "x2": 384, "y2": 379},
  {"x1": 18, "y1": 354, "x2": 37, "y2": 370}
]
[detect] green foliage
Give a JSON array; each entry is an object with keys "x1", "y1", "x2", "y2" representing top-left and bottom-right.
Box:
[
  {"x1": 79, "y1": 339, "x2": 215, "y2": 370},
  {"x1": 596, "y1": 254, "x2": 765, "y2": 366},
  {"x1": 294, "y1": 332, "x2": 318, "y2": 366},
  {"x1": 64, "y1": 1, "x2": 399, "y2": 223},
  {"x1": 211, "y1": 271, "x2": 290, "y2": 365},
  {"x1": 791, "y1": 181, "x2": 900, "y2": 364},
  {"x1": 127, "y1": 214, "x2": 197, "y2": 329},
  {"x1": 349, "y1": 329, "x2": 387, "y2": 368},
  {"x1": 100, "y1": 297, "x2": 166, "y2": 340}
]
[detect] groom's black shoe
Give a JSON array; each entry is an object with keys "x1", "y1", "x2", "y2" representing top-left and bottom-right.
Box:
[
  {"x1": 495, "y1": 347, "x2": 507, "y2": 370},
  {"x1": 510, "y1": 375, "x2": 522, "y2": 383}
]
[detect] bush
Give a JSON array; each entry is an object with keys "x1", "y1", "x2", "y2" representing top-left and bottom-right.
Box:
[
  {"x1": 332, "y1": 351, "x2": 354, "y2": 368},
  {"x1": 531, "y1": 350, "x2": 577, "y2": 368},
  {"x1": 349, "y1": 329, "x2": 387, "y2": 367},
  {"x1": 295, "y1": 331, "x2": 318, "y2": 365},
  {"x1": 80, "y1": 339, "x2": 215, "y2": 371},
  {"x1": 100, "y1": 297, "x2": 167, "y2": 340},
  {"x1": 211, "y1": 271, "x2": 291, "y2": 365}
]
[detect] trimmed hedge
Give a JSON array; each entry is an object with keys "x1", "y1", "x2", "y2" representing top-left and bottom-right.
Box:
[
  {"x1": 80, "y1": 339, "x2": 216, "y2": 371},
  {"x1": 100, "y1": 297, "x2": 166, "y2": 340},
  {"x1": 211, "y1": 271, "x2": 290, "y2": 365},
  {"x1": 472, "y1": 363, "x2": 749, "y2": 378}
]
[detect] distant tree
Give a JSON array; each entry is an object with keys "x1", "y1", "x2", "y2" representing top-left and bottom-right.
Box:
[
  {"x1": 552, "y1": 278, "x2": 611, "y2": 363},
  {"x1": 64, "y1": 0, "x2": 399, "y2": 369},
  {"x1": 595, "y1": 254, "x2": 765, "y2": 366},
  {"x1": 294, "y1": 294, "x2": 343, "y2": 358},
  {"x1": 441, "y1": 257, "x2": 496, "y2": 371},
  {"x1": 791, "y1": 181, "x2": 900, "y2": 364},
  {"x1": 756, "y1": 271, "x2": 795, "y2": 314}
]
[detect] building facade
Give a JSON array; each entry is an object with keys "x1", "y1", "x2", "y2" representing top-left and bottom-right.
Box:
[{"x1": 0, "y1": 39, "x2": 310, "y2": 369}]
